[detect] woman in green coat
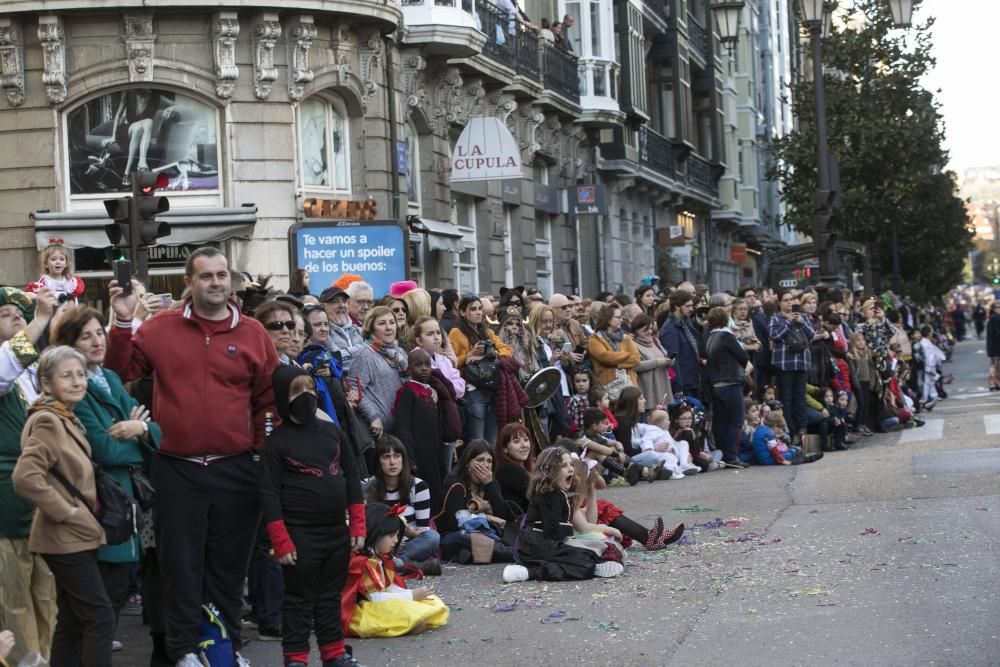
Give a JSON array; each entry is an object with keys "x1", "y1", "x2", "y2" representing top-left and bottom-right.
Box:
[{"x1": 52, "y1": 306, "x2": 161, "y2": 645}]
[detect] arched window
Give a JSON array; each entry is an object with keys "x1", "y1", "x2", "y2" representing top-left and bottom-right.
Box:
[{"x1": 297, "y1": 95, "x2": 350, "y2": 192}]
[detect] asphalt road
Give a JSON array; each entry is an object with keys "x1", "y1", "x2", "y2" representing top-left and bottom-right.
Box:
[{"x1": 117, "y1": 337, "x2": 1000, "y2": 666}]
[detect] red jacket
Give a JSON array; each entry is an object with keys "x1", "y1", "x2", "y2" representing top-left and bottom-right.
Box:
[{"x1": 105, "y1": 301, "x2": 279, "y2": 458}]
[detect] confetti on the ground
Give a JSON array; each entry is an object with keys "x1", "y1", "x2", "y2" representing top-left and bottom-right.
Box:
[
  {"x1": 861, "y1": 527, "x2": 880, "y2": 536},
  {"x1": 921, "y1": 562, "x2": 958, "y2": 569},
  {"x1": 540, "y1": 610, "x2": 581, "y2": 624},
  {"x1": 897, "y1": 536, "x2": 927, "y2": 544},
  {"x1": 787, "y1": 587, "x2": 830, "y2": 597},
  {"x1": 589, "y1": 620, "x2": 621, "y2": 631},
  {"x1": 493, "y1": 599, "x2": 518, "y2": 612},
  {"x1": 441, "y1": 638, "x2": 468, "y2": 644},
  {"x1": 673, "y1": 505, "x2": 721, "y2": 513},
  {"x1": 974, "y1": 507, "x2": 988, "y2": 511}
]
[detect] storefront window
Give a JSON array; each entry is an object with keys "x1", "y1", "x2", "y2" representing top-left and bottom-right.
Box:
[
  {"x1": 66, "y1": 88, "x2": 220, "y2": 195},
  {"x1": 297, "y1": 96, "x2": 350, "y2": 192}
]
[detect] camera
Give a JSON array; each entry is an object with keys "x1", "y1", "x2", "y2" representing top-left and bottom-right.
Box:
[
  {"x1": 56, "y1": 293, "x2": 73, "y2": 304},
  {"x1": 480, "y1": 338, "x2": 497, "y2": 361}
]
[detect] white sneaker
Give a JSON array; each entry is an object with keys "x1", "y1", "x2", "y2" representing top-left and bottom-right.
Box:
[
  {"x1": 671, "y1": 472, "x2": 685, "y2": 480},
  {"x1": 235, "y1": 653, "x2": 251, "y2": 667},
  {"x1": 502, "y1": 564, "x2": 530, "y2": 583},
  {"x1": 176, "y1": 654, "x2": 205, "y2": 667},
  {"x1": 594, "y1": 561, "x2": 624, "y2": 578},
  {"x1": 111, "y1": 640, "x2": 122, "y2": 652},
  {"x1": 683, "y1": 466, "x2": 700, "y2": 474}
]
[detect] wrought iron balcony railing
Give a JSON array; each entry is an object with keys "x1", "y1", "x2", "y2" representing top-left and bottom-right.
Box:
[
  {"x1": 687, "y1": 152, "x2": 718, "y2": 197},
  {"x1": 639, "y1": 126, "x2": 674, "y2": 179},
  {"x1": 542, "y1": 41, "x2": 580, "y2": 103}
]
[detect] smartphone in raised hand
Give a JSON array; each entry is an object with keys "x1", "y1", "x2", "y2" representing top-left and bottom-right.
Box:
[{"x1": 114, "y1": 260, "x2": 132, "y2": 296}]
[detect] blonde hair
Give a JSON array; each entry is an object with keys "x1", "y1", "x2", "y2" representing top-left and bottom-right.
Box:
[
  {"x1": 569, "y1": 458, "x2": 596, "y2": 511},
  {"x1": 649, "y1": 409, "x2": 670, "y2": 428},
  {"x1": 40, "y1": 244, "x2": 71, "y2": 278},
  {"x1": 403, "y1": 288, "x2": 431, "y2": 325},
  {"x1": 763, "y1": 411, "x2": 786, "y2": 430},
  {"x1": 362, "y1": 305, "x2": 396, "y2": 340},
  {"x1": 527, "y1": 447, "x2": 569, "y2": 499}
]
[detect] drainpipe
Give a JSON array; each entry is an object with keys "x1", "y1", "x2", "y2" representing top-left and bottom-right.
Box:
[{"x1": 384, "y1": 34, "x2": 401, "y2": 223}]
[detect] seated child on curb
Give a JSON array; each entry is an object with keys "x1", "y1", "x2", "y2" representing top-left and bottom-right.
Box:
[
  {"x1": 341, "y1": 503, "x2": 449, "y2": 638},
  {"x1": 570, "y1": 457, "x2": 684, "y2": 551},
  {"x1": 504, "y1": 447, "x2": 625, "y2": 583},
  {"x1": 737, "y1": 400, "x2": 760, "y2": 465},
  {"x1": 751, "y1": 412, "x2": 800, "y2": 465},
  {"x1": 565, "y1": 368, "x2": 601, "y2": 436},
  {"x1": 632, "y1": 409, "x2": 701, "y2": 479},
  {"x1": 577, "y1": 408, "x2": 649, "y2": 485}
]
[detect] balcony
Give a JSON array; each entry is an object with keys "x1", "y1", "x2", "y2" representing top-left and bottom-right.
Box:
[
  {"x1": 686, "y1": 11, "x2": 709, "y2": 64},
  {"x1": 401, "y1": 0, "x2": 485, "y2": 57},
  {"x1": 477, "y1": 0, "x2": 516, "y2": 72},
  {"x1": 686, "y1": 153, "x2": 719, "y2": 198},
  {"x1": 639, "y1": 126, "x2": 675, "y2": 179},
  {"x1": 540, "y1": 41, "x2": 580, "y2": 106}
]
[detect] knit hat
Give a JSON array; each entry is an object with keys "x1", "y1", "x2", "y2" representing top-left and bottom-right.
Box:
[
  {"x1": 389, "y1": 280, "x2": 419, "y2": 297},
  {"x1": 0, "y1": 287, "x2": 35, "y2": 323},
  {"x1": 333, "y1": 273, "x2": 363, "y2": 291}
]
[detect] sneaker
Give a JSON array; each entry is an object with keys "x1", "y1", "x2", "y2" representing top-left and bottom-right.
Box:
[
  {"x1": 257, "y1": 625, "x2": 282, "y2": 641},
  {"x1": 175, "y1": 655, "x2": 204, "y2": 667},
  {"x1": 502, "y1": 564, "x2": 530, "y2": 583},
  {"x1": 593, "y1": 561, "x2": 624, "y2": 578},
  {"x1": 670, "y1": 472, "x2": 686, "y2": 480},
  {"x1": 235, "y1": 653, "x2": 251, "y2": 667},
  {"x1": 112, "y1": 640, "x2": 122, "y2": 652},
  {"x1": 324, "y1": 653, "x2": 365, "y2": 667},
  {"x1": 722, "y1": 459, "x2": 747, "y2": 469},
  {"x1": 923, "y1": 400, "x2": 936, "y2": 411},
  {"x1": 241, "y1": 614, "x2": 258, "y2": 629},
  {"x1": 121, "y1": 593, "x2": 143, "y2": 616},
  {"x1": 682, "y1": 465, "x2": 700, "y2": 474}
]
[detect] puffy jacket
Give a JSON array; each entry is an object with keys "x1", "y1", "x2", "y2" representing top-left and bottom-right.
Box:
[{"x1": 105, "y1": 302, "x2": 278, "y2": 459}]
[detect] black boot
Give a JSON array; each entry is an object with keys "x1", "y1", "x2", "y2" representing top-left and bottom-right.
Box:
[
  {"x1": 601, "y1": 456, "x2": 626, "y2": 477},
  {"x1": 491, "y1": 542, "x2": 515, "y2": 563},
  {"x1": 150, "y1": 632, "x2": 171, "y2": 667}
]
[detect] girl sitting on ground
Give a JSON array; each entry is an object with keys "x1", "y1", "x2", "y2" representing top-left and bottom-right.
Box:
[
  {"x1": 737, "y1": 399, "x2": 760, "y2": 465},
  {"x1": 565, "y1": 367, "x2": 601, "y2": 436},
  {"x1": 365, "y1": 436, "x2": 441, "y2": 576},
  {"x1": 341, "y1": 503, "x2": 449, "y2": 638},
  {"x1": 750, "y1": 412, "x2": 799, "y2": 465},
  {"x1": 502, "y1": 447, "x2": 625, "y2": 583}
]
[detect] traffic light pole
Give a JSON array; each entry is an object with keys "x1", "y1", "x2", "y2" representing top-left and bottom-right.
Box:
[{"x1": 809, "y1": 27, "x2": 840, "y2": 288}]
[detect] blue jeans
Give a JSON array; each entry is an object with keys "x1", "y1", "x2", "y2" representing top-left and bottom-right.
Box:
[
  {"x1": 249, "y1": 527, "x2": 283, "y2": 628},
  {"x1": 440, "y1": 531, "x2": 472, "y2": 561},
  {"x1": 400, "y1": 529, "x2": 440, "y2": 563},
  {"x1": 631, "y1": 451, "x2": 662, "y2": 467},
  {"x1": 711, "y1": 383, "x2": 745, "y2": 461},
  {"x1": 463, "y1": 388, "x2": 497, "y2": 444},
  {"x1": 776, "y1": 369, "x2": 807, "y2": 435}
]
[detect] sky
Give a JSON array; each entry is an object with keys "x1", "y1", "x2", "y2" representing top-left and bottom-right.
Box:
[{"x1": 920, "y1": 0, "x2": 1000, "y2": 173}]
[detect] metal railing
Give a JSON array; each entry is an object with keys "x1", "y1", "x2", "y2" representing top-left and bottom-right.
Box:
[
  {"x1": 515, "y1": 23, "x2": 541, "y2": 83},
  {"x1": 542, "y1": 41, "x2": 579, "y2": 103},
  {"x1": 687, "y1": 12, "x2": 709, "y2": 61},
  {"x1": 687, "y1": 153, "x2": 718, "y2": 197},
  {"x1": 477, "y1": 0, "x2": 516, "y2": 69},
  {"x1": 639, "y1": 126, "x2": 674, "y2": 178}
]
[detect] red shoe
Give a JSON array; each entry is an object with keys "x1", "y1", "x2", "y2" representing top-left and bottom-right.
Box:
[{"x1": 654, "y1": 523, "x2": 685, "y2": 548}]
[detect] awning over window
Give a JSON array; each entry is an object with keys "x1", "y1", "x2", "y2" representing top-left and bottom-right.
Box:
[
  {"x1": 406, "y1": 216, "x2": 463, "y2": 253},
  {"x1": 31, "y1": 206, "x2": 258, "y2": 250}
]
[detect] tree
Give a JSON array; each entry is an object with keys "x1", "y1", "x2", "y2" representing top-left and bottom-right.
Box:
[{"x1": 769, "y1": 0, "x2": 971, "y2": 298}]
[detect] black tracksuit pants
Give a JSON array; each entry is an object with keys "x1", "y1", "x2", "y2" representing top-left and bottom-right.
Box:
[
  {"x1": 282, "y1": 524, "x2": 351, "y2": 655},
  {"x1": 151, "y1": 452, "x2": 260, "y2": 661}
]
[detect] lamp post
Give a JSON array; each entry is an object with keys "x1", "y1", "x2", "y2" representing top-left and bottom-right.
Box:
[
  {"x1": 797, "y1": 0, "x2": 839, "y2": 287},
  {"x1": 886, "y1": 0, "x2": 913, "y2": 294},
  {"x1": 887, "y1": 0, "x2": 914, "y2": 28},
  {"x1": 711, "y1": 0, "x2": 746, "y2": 54}
]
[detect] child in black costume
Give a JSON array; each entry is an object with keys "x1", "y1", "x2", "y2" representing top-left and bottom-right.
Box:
[
  {"x1": 503, "y1": 447, "x2": 625, "y2": 583},
  {"x1": 391, "y1": 348, "x2": 447, "y2": 512},
  {"x1": 259, "y1": 366, "x2": 367, "y2": 667}
]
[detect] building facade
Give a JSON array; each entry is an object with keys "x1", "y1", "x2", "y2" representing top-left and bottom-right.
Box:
[{"x1": 0, "y1": 0, "x2": 795, "y2": 299}]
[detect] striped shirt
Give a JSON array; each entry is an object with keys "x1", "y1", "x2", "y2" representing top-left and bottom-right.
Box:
[{"x1": 381, "y1": 477, "x2": 432, "y2": 528}]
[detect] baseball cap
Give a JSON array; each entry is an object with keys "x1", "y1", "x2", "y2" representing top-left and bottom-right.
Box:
[{"x1": 319, "y1": 286, "x2": 349, "y2": 303}]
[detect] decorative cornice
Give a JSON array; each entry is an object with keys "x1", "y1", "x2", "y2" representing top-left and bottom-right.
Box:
[
  {"x1": 286, "y1": 15, "x2": 317, "y2": 102},
  {"x1": 37, "y1": 15, "x2": 66, "y2": 105},
  {"x1": 212, "y1": 11, "x2": 240, "y2": 99},
  {"x1": 400, "y1": 52, "x2": 427, "y2": 121},
  {"x1": 508, "y1": 102, "x2": 544, "y2": 163},
  {"x1": 536, "y1": 113, "x2": 563, "y2": 160},
  {"x1": 429, "y1": 66, "x2": 462, "y2": 136},
  {"x1": 252, "y1": 13, "x2": 281, "y2": 100},
  {"x1": 359, "y1": 31, "x2": 384, "y2": 113},
  {"x1": 561, "y1": 123, "x2": 587, "y2": 177},
  {"x1": 0, "y1": 18, "x2": 25, "y2": 107},
  {"x1": 457, "y1": 77, "x2": 485, "y2": 126},
  {"x1": 123, "y1": 12, "x2": 156, "y2": 83},
  {"x1": 485, "y1": 92, "x2": 516, "y2": 123}
]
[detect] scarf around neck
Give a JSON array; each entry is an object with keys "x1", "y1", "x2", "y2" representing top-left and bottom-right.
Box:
[
  {"x1": 29, "y1": 396, "x2": 86, "y2": 434},
  {"x1": 368, "y1": 339, "x2": 408, "y2": 377},
  {"x1": 598, "y1": 328, "x2": 624, "y2": 351}
]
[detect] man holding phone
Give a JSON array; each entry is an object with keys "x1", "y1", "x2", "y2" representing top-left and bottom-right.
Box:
[
  {"x1": 768, "y1": 289, "x2": 815, "y2": 442},
  {"x1": 105, "y1": 247, "x2": 279, "y2": 666}
]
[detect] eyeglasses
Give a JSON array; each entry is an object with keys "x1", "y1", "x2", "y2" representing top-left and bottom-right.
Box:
[
  {"x1": 264, "y1": 320, "x2": 295, "y2": 331},
  {"x1": 391, "y1": 306, "x2": 408, "y2": 314},
  {"x1": 557, "y1": 304, "x2": 572, "y2": 310},
  {"x1": 353, "y1": 299, "x2": 374, "y2": 307}
]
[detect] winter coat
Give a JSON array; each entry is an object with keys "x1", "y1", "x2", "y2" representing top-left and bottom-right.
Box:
[
  {"x1": 587, "y1": 332, "x2": 640, "y2": 387},
  {"x1": 987, "y1": 313, "x2": 1000, "y2": 358}
]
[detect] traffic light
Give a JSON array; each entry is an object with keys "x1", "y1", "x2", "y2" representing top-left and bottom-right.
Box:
[
  {"x1": 103, "y1": 197, "x2": 132, "y2": 246},
  {"x1": 131, "y1": 172, "x2": 171, "y2": 245}
]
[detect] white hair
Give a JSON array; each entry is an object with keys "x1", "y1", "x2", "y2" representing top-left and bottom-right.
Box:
[
  {"x1": 346, "y1": 281, "x2": 373, "y2": 298},
  {"x1": 36, "y1": 345, "x2": 87, "y2": 393}
]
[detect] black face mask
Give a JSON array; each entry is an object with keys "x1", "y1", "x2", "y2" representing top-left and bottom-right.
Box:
[{"x1": 288, "y1": 392, "x2": 318, "y2": 424}]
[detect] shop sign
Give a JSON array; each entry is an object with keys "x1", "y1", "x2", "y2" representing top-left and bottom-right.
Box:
[
  {"x1": 571, "y1": 185, "x2": 607, "y2": 215},
  {"x1": 451, "y1": 117, "x2": 523, "y2": 182},
  {"x1": 671, "y1": 244, "x2": 692, "y2": 269},
  {"x1": 534, "y1": 184, "x2": 562, "y2": 214},
  {"x1": 501, "y1": 180, "x2": 522, "y2": 205},
  {"x1": 289, "y1": 220, "x2": 407, "y2": 298},
  {"x1": 730, "y1": 243, "x2": 747, "y2": 263}
]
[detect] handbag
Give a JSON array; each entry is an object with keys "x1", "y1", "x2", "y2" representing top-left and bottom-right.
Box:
[
  {"x1": 604, "y1": 368, "x2": 632, "y2": 400},
  {"x1": 129, "y1": 467, "x2": 157, "y2": 511},
  {"x1": 784, "y1": 323, "x2": 810, "y2": 354},
  {"x1": 51, "y1": 462, "x2": 142, "y2": 546}
]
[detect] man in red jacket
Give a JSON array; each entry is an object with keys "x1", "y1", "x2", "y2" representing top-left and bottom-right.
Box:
[{"x1": 106, "y1": 247, "x2": 279, "y2": 666}]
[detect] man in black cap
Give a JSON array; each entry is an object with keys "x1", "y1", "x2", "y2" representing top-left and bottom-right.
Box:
[{"x1": 319, "y1": 287, "x2": 364, "y2": 374}]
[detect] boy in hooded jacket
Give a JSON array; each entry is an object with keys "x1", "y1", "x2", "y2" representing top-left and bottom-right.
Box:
[{"x1": 259, "y1": 366, "x2": 367, "y2": 667}]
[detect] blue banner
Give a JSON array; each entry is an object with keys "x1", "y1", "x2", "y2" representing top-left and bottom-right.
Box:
[{"x1": 292, "y1": 221, "x2": 407, "y2": 298}]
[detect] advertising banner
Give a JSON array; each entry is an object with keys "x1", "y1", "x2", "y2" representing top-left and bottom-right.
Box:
[{"x1": 290, "y1": 220, "x2": 407, "y2": 298}]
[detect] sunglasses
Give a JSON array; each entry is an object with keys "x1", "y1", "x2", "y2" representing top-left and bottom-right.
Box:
[
  {"x1": 391, "y1": 306, "x2": 408, "y2": 314},
  {"x1": 264, "y1": 320, "x2": 296, "y2": 331}
]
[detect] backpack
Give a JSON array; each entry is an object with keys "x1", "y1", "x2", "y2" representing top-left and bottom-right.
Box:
[
  {"x1": 197, "y1": 603, "x2": 234, "y2": 666},
  {"x1": 784, "y1": 324, "x2": 810, "y2": 354}
]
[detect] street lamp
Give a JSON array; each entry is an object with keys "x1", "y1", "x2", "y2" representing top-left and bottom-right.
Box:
[
  {"x1": 711, "y1": 0, "x2": 745, "y2": 53},
  {"x1": 888, "y1": 0, "x2": 914, "y2": 28},
  {"x1": 797, "y1": 0, "x2": 839, "y2": 286}
]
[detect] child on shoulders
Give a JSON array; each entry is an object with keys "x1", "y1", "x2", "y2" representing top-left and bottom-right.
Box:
[{"x1": 25, "y1": 244, "x2": 84, "y2": 303}]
